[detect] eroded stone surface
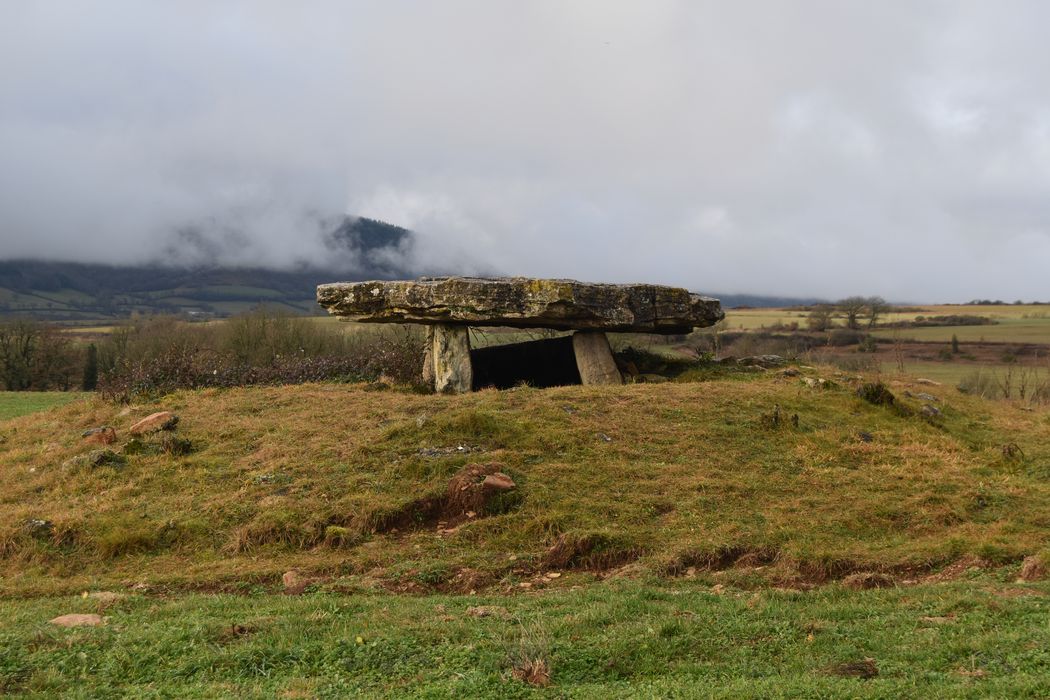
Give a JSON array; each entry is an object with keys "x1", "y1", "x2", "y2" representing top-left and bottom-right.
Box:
[
  {"x1": 317, "y1": 276, "x2": 723, "y2": 334},
  {"x1": 572, "y1": 332, "x2": 622, "y2": 386},
  {"x1": 430, "y1": 324, "x2": 472, "y2": 394}
]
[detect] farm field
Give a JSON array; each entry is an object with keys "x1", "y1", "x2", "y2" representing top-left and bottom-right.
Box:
[
  {"x1": 0, "y1": 392, "x2": 87, "y2": 421},
  {"x1": 725, "y1": 305, "x2": 1050, "y2": 345}
]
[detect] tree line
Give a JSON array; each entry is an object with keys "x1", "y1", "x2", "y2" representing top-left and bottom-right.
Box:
[
  {"x1": 806, "y1": 296, "x2": 890, "y2": 332},
  {"x1": 0, "y1": 319, "x2": 96, "y2": 391}
]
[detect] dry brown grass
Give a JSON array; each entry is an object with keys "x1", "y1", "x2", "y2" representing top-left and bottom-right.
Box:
[{"x1": 2, "y1": 369, "x2": 1049, "y2": 595}]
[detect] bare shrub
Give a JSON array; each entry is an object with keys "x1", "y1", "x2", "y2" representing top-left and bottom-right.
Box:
[{"x1": 97, "y1": 310, "x2": 425, "y2": 402}]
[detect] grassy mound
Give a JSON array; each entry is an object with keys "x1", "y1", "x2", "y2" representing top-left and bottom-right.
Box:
[{"x1": 2, "y1": 369, "x2": 1049, "y2": 595}]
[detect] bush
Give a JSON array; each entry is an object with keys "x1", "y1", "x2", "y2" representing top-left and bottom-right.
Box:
[
  {"x1": 827, "y1": 329, "x2": 866, "y2": 347},
  {"x1": 97, "y1": 310, "x2": 425, "y2": 402}
]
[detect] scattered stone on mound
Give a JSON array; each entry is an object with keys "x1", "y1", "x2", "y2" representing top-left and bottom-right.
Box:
[
  {"x1": 466, "y1": 605, "x2": 511, "y2": 620},
  {"x1": 417, "y1": 445, "x2": 484, "y2": 458},
  {"x1": 129, "y1": 411, "x2": 179, "y2": 435},
  {"x1": 1018, "y1": 555, "x2": 1047, "y2": 582},
  {"x1": 482, "y1": 472, "x2": 515, "y2": 491},
  {"x1": 82, "y1": 426, "x2": 117, "y2": 445},
  {"x1": 921, "y1": 404, "x2": 942, "y2": 418},
  {"x1": 317, "y1": 276, "x2": 723, "y2": 334},
  {"x1": 737, "y1": 355, "x2": 787, "y2": 368},
  {"x1": 22, "y1": 518, "x2": 53, "y2": 539},
  {"x1": 50, "y1": 613, "x2": 104, "y2": 627},
  {"x1": 445, "y1": 463, "x2": 517, "y2": 518},
  {"x1": 282, "y1": 570, "x2": 311, "y2": 595},
  {"x1": 90, "y1": 449, "x2": 126, "y2": 468}
]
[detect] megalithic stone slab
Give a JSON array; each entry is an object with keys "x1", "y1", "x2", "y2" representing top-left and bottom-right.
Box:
[
  {"x1": 317, "y1": 277, "x2": 723, "y2": 334},
  {"x1": 430, "y1": 324, "x2": 473, "y2": 393},
  {"x1": 572, "y1": 332, "x2": 622, "y2": 386}
]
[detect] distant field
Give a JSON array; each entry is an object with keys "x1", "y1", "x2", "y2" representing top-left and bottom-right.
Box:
[
  {"x1": 0, "y1": 392, "x2": 87, "y2": 421},
  {"x1": 726, "y1": 305, "x2": 1050, "y2": 345}
]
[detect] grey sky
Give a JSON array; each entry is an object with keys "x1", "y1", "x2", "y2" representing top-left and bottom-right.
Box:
[{"x1": 2, "y1": 1, "x2": 1049, "y2": 301}]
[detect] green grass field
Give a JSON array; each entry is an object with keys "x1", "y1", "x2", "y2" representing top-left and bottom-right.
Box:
[
  {"x1": 0, "y1": 392, "x2": 86, "y2": 421},
  {"x1": 3, "y1": 578, "x2": 1048, "y2": 697}
]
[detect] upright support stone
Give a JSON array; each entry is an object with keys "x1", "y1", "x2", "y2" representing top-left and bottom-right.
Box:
[
  {"x1": 422, "y1": 326, "x2": 435, "y2": 387},
  {"x1": 430, "y1": 324, "x2": 473, "y2": 393},
  {"x1": 572, "y1": 332, "x2": 622, "y2": 386}
]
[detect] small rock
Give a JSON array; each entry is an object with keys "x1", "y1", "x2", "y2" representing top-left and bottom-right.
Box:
[
  {"x1": 1019, "y1": 555, "x2": 1047, "y2": 582},
  {"x1": 86, "y1": 449, "x2": 127, "y2": 469},
  {"x1": 482, "y1": 472, "x2": 516, "y2": 491},
  {"x1": 915, "y1": 392, "x2": 938, "y2": 402},
  {"x1": 780, "y1": 368, "x2": 801, "y2": 377},
  {"x1": 22, "y1": 518, "x2": 54, "y2": 539},
  {"x1": 417, "y1": 445, "x2": 484, "y2": 458},
  {"x1": 282, "y1": 570, "x2": 310, "y2": 595},
  {"x1": 598, "y1": 433, "x2": 613, "y2": 443},
  {"x1": 921, "y1": 404, "x2": 942, "y2": 418},
  {"x1": 128, "y1": 411, "x2": 179, "y2": 436},
  {"x1": 50, "y1": 613, "x2": 104, "y2": 627},
  {"x1": 82, "y1": 427, "x2": 117, "y2": 445},
  {"x1": 915, "y1": 378, "x2": 941, "y2": 386},
  {"x1": 857, "y1": 431, "x2": 874, "y2": 443},
  {"x1": 737, "y1": 354, "x2": 787, "y2": 368},
  {"x1": 466, "y1": 605, "x2": 510, "y2": 619}
]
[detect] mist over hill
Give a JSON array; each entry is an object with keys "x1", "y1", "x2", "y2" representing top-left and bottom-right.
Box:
[
  {"x1": 0, "y1": 217, "x2": 419, "y2": 320},
  {"x1": 0, "y1": 216, "x2": 819, "y2": 321}
]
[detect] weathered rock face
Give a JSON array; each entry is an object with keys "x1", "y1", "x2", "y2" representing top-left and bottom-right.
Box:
[
  {"x1": 428, "y1": 325, "x2": 473, "y2": 394},
  {"x1": 317, "y1": 276, "x2": 723, "y2": 334},
  {"x1": 572, "y1": 332, "x2": 622, "y2": 385}
]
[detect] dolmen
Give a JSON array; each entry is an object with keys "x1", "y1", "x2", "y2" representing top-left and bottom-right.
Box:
[{"x1": 317, "y1": 276, "x2": 724, "y2": 393}]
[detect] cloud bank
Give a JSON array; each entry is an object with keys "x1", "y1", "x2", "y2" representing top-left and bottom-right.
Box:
[{"x1": 2, "y1": 1, "x2": 1049, "y2": 300}]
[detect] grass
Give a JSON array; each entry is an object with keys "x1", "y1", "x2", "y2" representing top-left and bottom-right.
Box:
[
  {"x1": 2, "y1": 578, "x2": 1049, "y2": 697},
  {"x1": 0, "y1": 392, "x2": 87, "y2": 421},
  {"x1": 3, "y1": 369, "x2": 1050, "y2": 598},
  {"x1": 3, "y1": 369, "x2": 1050, "y2": 694}
]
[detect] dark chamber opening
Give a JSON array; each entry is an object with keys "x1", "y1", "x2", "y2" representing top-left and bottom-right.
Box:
[{"x1": 471, "y1": 335, "x2": 582, "y2": 390}]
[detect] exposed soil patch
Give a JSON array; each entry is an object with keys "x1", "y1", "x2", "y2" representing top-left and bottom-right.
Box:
[
  {"x1": 368, "y1": 463, "x2": 519, "y2": 535},
  {"x1": 542, "y1": 533, "x2": 643, "y2": 571}
]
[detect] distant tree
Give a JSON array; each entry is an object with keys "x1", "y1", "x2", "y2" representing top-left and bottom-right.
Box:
[
  {"x1": 807, "y1": 305, "x2": 834, "y2": 331},
  {"x1": 866, "y1": 296, "x2": 890, "y2": 328},
  {"x1": 837, "y1": 297, "x2": 869, "y2": 330},
  {"x1": 951, "y1": 334, "x2": 960, "y2": 354},
  {"x1": 82, "y1": 343, "x2": 98, "y2": 391}
]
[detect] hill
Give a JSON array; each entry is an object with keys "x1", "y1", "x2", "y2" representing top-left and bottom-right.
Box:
[
  {"x1": 3, "y1": 369, "x2": 1048, "y2": 595},
  {"x1": 0, "y1": 217, "x2": 820, "y2": 321},
  {"x1": 0, "y1": 217, "x2": 414, "y2": 320},
  {"x1": 2, "y1": 370, "x2": 1050, "y2": 695}
]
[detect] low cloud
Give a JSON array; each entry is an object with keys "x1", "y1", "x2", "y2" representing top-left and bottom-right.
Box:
[{"x1": 2, "y1": 1, "x2": 1049, "y2": 300}]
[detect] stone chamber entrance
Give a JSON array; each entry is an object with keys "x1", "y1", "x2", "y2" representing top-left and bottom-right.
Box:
[{"x1": 469, "y1": 335, "x2": 580, "y2": 390}]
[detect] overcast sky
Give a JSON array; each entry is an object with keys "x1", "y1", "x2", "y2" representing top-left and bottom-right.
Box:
[{"x1": 2, "y1": 1, "x2": 1049, "y2": 301}]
